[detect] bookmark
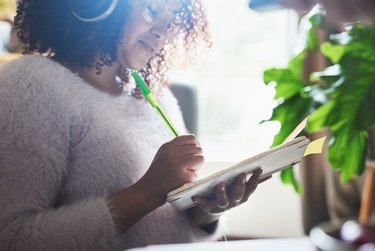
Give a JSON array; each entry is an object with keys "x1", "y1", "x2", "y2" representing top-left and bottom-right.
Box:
[
  {"x1": 282, "y1": 116, "x2": 309, "y2": 145},
  {"x1": 303, "y1": 136, "x2": 326, "y2": 157}
]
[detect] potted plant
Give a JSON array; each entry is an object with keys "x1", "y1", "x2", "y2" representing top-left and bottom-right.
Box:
[
  {"x1": 308, "y1": 23, "x2": 375, "y2": 180},
  {"x1": 263, "y1": 7, "x2": 375, "y2": 193}
]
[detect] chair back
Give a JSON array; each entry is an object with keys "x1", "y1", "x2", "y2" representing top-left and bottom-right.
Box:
[{"x1": 170, "y1": 83, "x2": 199, "y2": 136}]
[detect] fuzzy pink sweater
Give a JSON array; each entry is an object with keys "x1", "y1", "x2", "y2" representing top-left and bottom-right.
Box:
[{"x1": 0, "y1": 55, "x2": 216, "y2": 251}]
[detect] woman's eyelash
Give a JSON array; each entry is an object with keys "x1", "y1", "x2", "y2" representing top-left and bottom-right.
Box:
[{"x1": 147, "y1": 6, "x2": 158, "y2": 17}]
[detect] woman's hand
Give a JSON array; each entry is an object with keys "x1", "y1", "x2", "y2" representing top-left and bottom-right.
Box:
[
  {"x1": 187, "y1": 169, "x2": 272, "y2": 228},
  {"x1": 135, "y1": 134, "x2": 204, "y2": 208},
  {"x1": 108, "y1": 134, "x2": 203, "y2": 233}
]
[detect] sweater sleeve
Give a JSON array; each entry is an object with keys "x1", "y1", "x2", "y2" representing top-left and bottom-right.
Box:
[{"x1": 0, "y1": 69, "x2": 123, "y2": 250}]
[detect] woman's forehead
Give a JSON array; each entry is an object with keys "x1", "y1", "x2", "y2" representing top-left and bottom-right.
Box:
[{"x1": 165, "y1": 0, "x2": 183, "y2": 12}]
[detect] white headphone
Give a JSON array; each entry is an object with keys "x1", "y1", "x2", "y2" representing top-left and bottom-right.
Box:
[{"x1": 69, "y1": 0, "x2": 120, "y2": 23}]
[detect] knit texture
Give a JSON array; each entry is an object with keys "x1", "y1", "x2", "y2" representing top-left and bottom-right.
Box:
[{"x1": 0, "y1": 55, "x2": 214, "y2": 251}]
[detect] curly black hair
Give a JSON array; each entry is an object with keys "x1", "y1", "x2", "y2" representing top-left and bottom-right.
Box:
[{"x1": 14, "y1": 0, "x2": 211, "y2": 98}]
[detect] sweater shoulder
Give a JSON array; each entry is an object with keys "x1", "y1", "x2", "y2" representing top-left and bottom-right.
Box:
[
  {"x1": 0, "y1": 55, "x2": 78, "y2": 101},
  {"x1": 0, "y1": 56, "x2": 93, "y2": 145},
  {"x1": 0, "y1": 55, "x2": 96, "y2": 117}
]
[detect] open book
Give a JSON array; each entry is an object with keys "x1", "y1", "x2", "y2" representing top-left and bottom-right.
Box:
[{"x1": 167, "y1": 136, "x2": 324, "y2": 210}]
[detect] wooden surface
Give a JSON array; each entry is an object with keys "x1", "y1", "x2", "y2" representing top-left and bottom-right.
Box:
[
  {"x1": 359, "y1": 160, "x2": 375, "y2": 224},
  {"x1": 359, "y1": 130, "x2": 375, "y2": 224}
]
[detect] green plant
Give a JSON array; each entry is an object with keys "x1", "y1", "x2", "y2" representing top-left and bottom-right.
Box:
[
  {"x1": 263, "y1": 9, "x2": 375, "y2": 192},
  {"x1": 308, "y1": 24, "x2": 375, "y2": 182},
  {"x1": 262, "y1": 9, "x2": 325, "y2": 193}
]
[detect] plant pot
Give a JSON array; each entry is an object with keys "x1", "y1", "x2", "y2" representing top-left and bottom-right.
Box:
[
  {"x1": 310, "y1": 218, "x2": 375, "y2": 251},
  {"x1": 301, "y1": 129, "x2": 375, "y2": 235}
]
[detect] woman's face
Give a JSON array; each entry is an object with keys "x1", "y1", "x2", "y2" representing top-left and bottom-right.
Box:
[{"x1": 117, "y1": 0, "x2": 182, "y2": 70}]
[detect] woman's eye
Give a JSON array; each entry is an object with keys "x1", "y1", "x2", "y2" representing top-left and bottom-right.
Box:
[
  {"x1": 142, "y1": 8, "x2": 154, "y2": 23},
  {"x1": 147, "y1": 5, "x2": 158, "y2": 18},
  {"x1": 143, "y1": 6, "x2": 157, "y2": 23}
]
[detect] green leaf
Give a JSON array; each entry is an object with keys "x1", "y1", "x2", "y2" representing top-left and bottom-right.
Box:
[
  {"x1": 328, "y1": 130, "x2": 367, "y2": 183},
  {"x1": 308, "y1": 11, "x2": 326, "y2": 28},
  {"x1": 288, "y1": 50, "x2": 307, "y2": 80},
  {"x1": 321, "y1": 42, "x2": 346, "y2": 64},
  {"x1": 308, "y1": 27, "x2": 318, "y2": 50},
  {"x1": 357, "y1": 83, "x2": 375, "y2": 130},
  {"x1": 268, "y1": 95, "x2": 313, "y2": 146},
  {"x1": 306, "y1": 101, "x2": 334, "y2": 133},
  {"x1": 307, "y1": 10, "x2": 326, "y2": 50},
  {"x1": 263, "y1": 68, "x2": 294, "y2": 85},
  {"x1": 274, "y1": 80, "x2": 305, "y2": 100},
  {"x1": 280, "y1": 168, "x2": 302, "y2": 194}
]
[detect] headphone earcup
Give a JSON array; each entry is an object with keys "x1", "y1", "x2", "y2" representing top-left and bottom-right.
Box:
[{"x1": 68, "y1": 0, "x2": 119, "y2": 23}]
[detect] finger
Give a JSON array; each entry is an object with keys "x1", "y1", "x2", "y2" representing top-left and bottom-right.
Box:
[
  {"x1": 229, "y1": 173, "x2": 247, "y2": 205},
  {"x1": 250, "y1": 168, "x2": 263, "y2": 181},
  {"x1": 242, "y1": 169, "x2": 262, "y2": 202},
  {"x1": 215, "y1": 182, "x2": 229, "y2": 210},
  {"x1": 182, "y1": 154, "x2": 204, "y2": 167},
  {"x1": 191, "y1": 196, "x2": 212, "y2": 212},
  {"x1": 177, "y1": 144, "x2": 203, "y2": 156},
  {"x1": 187, "y1": 161, "x2": 203, "y2": 172},
  {"x1": 175, "y1": 134, "x2": 198, "y2": 146},
  {"x1": 182, "y1": 168, "x2": 198, "y2": 183},
  {"x1": 259, "y1": 174, "x2": 272, "y2": 184}
]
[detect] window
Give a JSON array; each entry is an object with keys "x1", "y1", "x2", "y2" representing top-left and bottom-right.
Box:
[{"x1": 170, "y1": 0, "x2": 297, "y2": 163}]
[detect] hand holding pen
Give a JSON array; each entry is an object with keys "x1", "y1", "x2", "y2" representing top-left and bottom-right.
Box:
[
  {"x1": 136, "y1": 134, "x2": 204, "y2": 207},
  {"x1": 131, "y1": 72, "x2": 203, "y2": 204}
]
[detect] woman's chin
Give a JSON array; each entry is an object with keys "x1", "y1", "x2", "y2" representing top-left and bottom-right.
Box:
[
  {"x1": 118, "y1": 54, "x2": 150, "y2": 71},
  {"x1": 128, "y1": 58, "x2": 151, "y2": 71}
]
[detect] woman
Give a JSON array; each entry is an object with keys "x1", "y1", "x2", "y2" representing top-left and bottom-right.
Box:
[{"x1": 0, "y1": 0, "x2": 265, "y2": 250}]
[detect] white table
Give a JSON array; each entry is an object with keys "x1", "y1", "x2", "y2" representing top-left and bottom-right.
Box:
[{"x1": 126, "y1": 237, "x2": 316, "y2": 251}]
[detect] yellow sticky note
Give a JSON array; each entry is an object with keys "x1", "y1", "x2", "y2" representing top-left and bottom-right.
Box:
[{"x1": 304, "y1": 136, "x2": 326, "y2": 157}]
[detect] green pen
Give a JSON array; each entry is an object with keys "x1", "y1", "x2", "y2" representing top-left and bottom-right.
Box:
[{"x1": 131, "y1": 71, "x2": 180, "y2": 137}]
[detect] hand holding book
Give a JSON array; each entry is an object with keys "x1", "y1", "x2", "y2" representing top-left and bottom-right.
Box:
[{"x1": 167, "y1": 124, "x2": 326, "y2": 211}]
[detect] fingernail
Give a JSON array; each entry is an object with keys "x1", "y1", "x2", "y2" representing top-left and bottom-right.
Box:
[
  {"x1": 219, "y1": 185, "x2": 225, "y2": 191},
  {"x1": 191, "y1": 197, "x2": 198, "y2": 204},
  {"x1": 242, "y1": 177, "x2": 246, "y2": 184}
]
